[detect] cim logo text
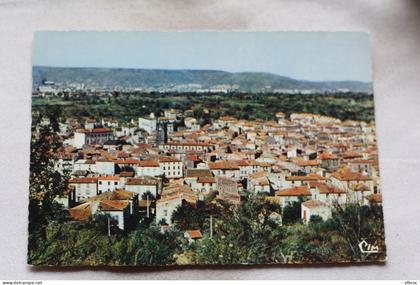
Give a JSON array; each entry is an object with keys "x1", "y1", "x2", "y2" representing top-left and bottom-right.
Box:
[{"x1": 358, "y1": 239, "x2": 379, "y2": 254}]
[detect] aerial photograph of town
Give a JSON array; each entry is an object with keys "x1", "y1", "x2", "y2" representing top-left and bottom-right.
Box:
[{"x1": 28, "y1": 31, "x2": 386, "y2": 266}]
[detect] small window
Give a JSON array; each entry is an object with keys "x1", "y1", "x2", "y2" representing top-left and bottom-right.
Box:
[{"x1": 114, "y1": 182, "x2": 118, "y2": 186}]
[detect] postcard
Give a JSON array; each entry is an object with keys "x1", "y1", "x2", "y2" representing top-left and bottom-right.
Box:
[{"x1": 29, "y1": 31, "x2": 386, "y2": 266}]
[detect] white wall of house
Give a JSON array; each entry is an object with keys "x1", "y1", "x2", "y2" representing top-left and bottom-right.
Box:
[
  {"x1": 210, "y1": 169, "x2": 240, "y2": 180},
  {"x1": 156, "y1": 197, "x2": 182, "y2": 225},
  {"x1": 160, "y1": 161, "x2": 183, "y2": 178},
  {"x1": 136, "y1": 166, "x2": 163, "y2": 177},
  {"x1": 195, "y1": 182, "x2": 215, "y2": 193},
  {"x1": 98, "y1": 179, "x2": 120, "y2": 193},
  {"x1": 73, "y1": 160, "x2": 96, "y2": 173},
  {"x1": 85, "y1": 132, "x2": 113, "y2": 145},
  {"x1": 125, "y1": 184, "x2": 158, "y2": 197},
  {"x1": 71, "y1": 182, "x2": 97, "y2": 202},
  {"x1": 96, "y1": 161, "x2": 115, "y2": 175},
  {"x1": 55, "y1": 159, "x2": 74, "y2": 175},
  {"x1": 73, "y1": 132, "x2": 86, "y2": 148},
  {"x1": 139, "y1": 117, "x2": 157, "y2": 134},
  {"x1": 252, "y1": 183, "x2": 270, "y2": 194},
  {"x1": 310, "y1": 188, "x2": 346, "y2": 206},
  {"x1": 283, "y1": 179, "x2": 305, "y2": 188},
  {"x1": 301, "y1": 203, "x2": 332, "y2": 224},
  {"x1": 278, "y1": 196, "x2": 302, "y2": 208}
]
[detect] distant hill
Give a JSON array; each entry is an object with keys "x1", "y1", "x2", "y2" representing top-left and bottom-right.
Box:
[{"x1": 32, "y1": 66, "x2": 372, "y2": 93}]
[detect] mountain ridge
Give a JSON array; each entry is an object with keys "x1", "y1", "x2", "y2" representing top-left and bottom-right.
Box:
[{"x1": 32, "y1": 66, "x2": 372, "y2": 93}]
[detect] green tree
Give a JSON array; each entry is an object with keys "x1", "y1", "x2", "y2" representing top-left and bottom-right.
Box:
[
  {"x1": 28, "y1": 106, "x2": 69, "y2": 262},
  {"x1": 282, "y1": 197, "x2": 305, "y2": 225}
]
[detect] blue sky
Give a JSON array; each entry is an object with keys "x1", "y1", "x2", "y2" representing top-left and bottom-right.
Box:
[{"x1": 33, "y1": 31, "x2": 372, "y2": 82}]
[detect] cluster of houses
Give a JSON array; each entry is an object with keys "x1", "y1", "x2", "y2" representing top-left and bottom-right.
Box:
[{"x1": 50, "y1": 109, "x2": 382, "y2": 236}]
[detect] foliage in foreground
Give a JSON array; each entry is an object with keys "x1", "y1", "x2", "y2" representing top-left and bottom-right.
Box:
[{"x1": 28, "y1": 195, "x2": 386, "y2": 266}]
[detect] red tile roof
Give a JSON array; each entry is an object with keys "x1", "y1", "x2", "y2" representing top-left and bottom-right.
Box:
[
  {"x1": 126, "y1": 178, "x2": 158, "y2": 185},
  {"x1": 119, "y1": 171, "x2": 135, "y2": 177},
  {"x1": 69, "y1": 177, "x2": 98, "y2": 184},
  {"x1": 114, "y1": 158, "x2": 140, "y2": 164},
  {"x1": 302, "y1": 199, "x2": 327, "y2": 209},
  {"x1": 332, "y1": 169, "x2": 371, "y2": 181},
  {"x1": 275, "y1": 185, "x2": 311, "y2": 197},
  {"x1": 208, "y1": 161, "x2": 239, "y2": 170},
  {"x1": 98, "y1": 175, "x2": 120, "y2": 181},
  {"x1": 342, "y1": 151, "x2": 363, "y2": 159},
  {"x1": 309, "y1": 182, "x2": 346, "y2": 194},
  {"x1": 197, "y1": 177, "x2": 216, "y2": 184},
  {"x1": 138, "y1": 160, "x2": 160, "y2": 167},
  {"x1": 286, "y1": 173, "x2": 325, "y2": 181},
  {"x1": 365, "y1": 193, "x2": 382, "y2": 203},
  {"x1": 186, "y1": 230, "x2": 202, "y2": 239},
  {"x1": 77, "y1": 128, "x2": 113, "y2": 133},
  {"x1": 319, "y1": 153, "x2": 338, "y2": 160},
  {"x1": 69, "y1": 203, "x2": 92, "y2": 221},
  {"x1": 159, "y1": 157, "x2": 182, "y2": 163},
  {"x1": 99, "y1": 200, "x2": 129, "y2": 211},
  {"x1": 186, "y1": 169, "x2": 213, "y2": 178},
  {"x1": 297, "y1": 160, "x2": 320, "y2": 167}
]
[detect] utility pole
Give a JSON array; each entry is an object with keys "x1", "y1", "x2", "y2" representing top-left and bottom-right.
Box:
[
  {"x1": 146, "y1": 194, "x2": 150, "y2": 218},
  {"x1": 107, "y1": 216, "x2": 111, "y2": 237},
  {"x1": 210, "y1": 215, "x2": 213, "y2": 238}
]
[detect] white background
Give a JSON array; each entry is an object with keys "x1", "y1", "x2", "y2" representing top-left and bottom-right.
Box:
[{"x1": 0, "y1": 0, "x2": 419, "y2": 280}]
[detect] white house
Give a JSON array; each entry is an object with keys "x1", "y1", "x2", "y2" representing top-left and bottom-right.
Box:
[
  {"x1": 309, "y1": 181, "x2": 347, "y2": 206},
  {"x1": 55, "y1": 153, "x2": 76, "y2": 175},
  {"x1": 125, "y1": 177, "x2": 160, "y2": 197},
  {"x1": 136, "y1": 160, "x2": 163, "y2": 177},
  {"x1": 184, "y1": 169, "x2": 215, "y2": 193},
  {"x1": 95, "y1": 160, "x2": 115, "y2": 175},
  {"x1": 73, "y1": 159, "x2": 96, "y2": 173},
  {"x1": 184, "y1": 117, "x2": 200, "y2": 131},
  {"x1": 247, "y1": 171, "x2": 271, "y2": 194},
  {"x1": 274, "y1": 185, "x2": 311, "y2": 207},
  {"x1": 208, "y1": 161, "x2": 240, "y2": 180},
  {"x1": 69, "y1": 177, "x2": 98, "y2": 202},
  {"x1": 330, "y1": 169, "x2": 374, "y2": 203},
  {"x1": 159, "y1": 142, "x2": 215, "y2": 153},
  {"x1": 284, "y1": 173, "x2": 326, "y2": 188},
  {"x1": 69, "y1": 190, "x2": 139, "y2": 231},
  {"x1": 301, "y1": 200, "x2": 332, "y2": 224},
  {"x1": 139, "y1": 114, "x2": 157, "y2": 134},
  {"x1": 54, "y1": 186, "x2": 76, "y2": 209},
  {"x1": 275, "y1": 112, "x2": 286, "y2": 124},
  {"x1": 156, "y1": 184, "x2": 198, "y2": 225},
  {"x1": 195, "y1": 177, "x2": 216, "y2": 194},
  {"x1": 156, "y1": 196, "x2": 183, "y2": 225},
  {"x1": 159, "y1": 157, "x2": 184, "y2": 179},
  {"x1": 97, "y1": 176, "x2": 121, "y2": 193},
  {"x1": 73, "y1": 128, "x2": 114, "y2": 148},
  {"x1": 97, "y1": 200, "x2": 130, "y2": 230}
]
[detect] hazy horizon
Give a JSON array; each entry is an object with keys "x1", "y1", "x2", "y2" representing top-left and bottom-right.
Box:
[
  {"x1": 33, "y1": 31, "x2": 372, "y2": 82},
  {"x1": 33, "y1": 65, "x2": 372, "y2": 84}
]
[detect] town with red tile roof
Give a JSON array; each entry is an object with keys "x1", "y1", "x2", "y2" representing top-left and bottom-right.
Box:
[{"x1": 44, "y1": 107, "x2": 382, "y2": 233}]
